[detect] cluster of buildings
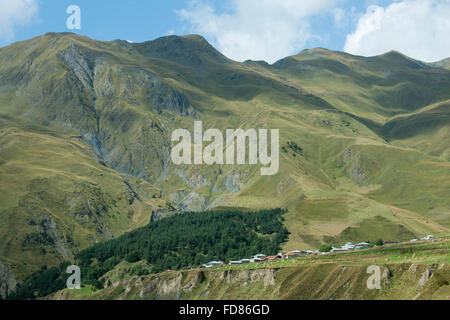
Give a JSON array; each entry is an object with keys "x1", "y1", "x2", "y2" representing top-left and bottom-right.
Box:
[
  {"x1": 330, "y1": 242, "x2": 370, "y2": 252},
  {"x1": 201, "y1": 250, "x2": 318, "y2": 268},
  {"x1": 199, "y1": 235, "x2": 437, "y2": 269},
  {"x1": 410, "y1": 235, "x2": 435, "y2": 242}
]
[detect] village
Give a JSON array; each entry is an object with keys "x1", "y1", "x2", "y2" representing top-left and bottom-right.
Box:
[{"x1": 198, "y1": 235, "x2": 436, "y2": 269}]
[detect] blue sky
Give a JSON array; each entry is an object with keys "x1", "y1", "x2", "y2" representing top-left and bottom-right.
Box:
[{"x1": 1, "y1": 0, "x2": 449, "y2": 63}]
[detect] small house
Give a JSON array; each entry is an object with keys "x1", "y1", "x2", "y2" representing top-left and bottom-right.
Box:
[
  {"x1": 331, "y1": 247, "x2": 347, "y2": 252},
  {"x1": 205, "y1": 261, "x2": 223, "y2": 267},
  {"x1": 283, "y1": 252, "x2": 297, "y2": 259},
  {"x1": 266, "y1": 255, "x2": 279, "y2": 261},
  {"x1": 254, "y1": 254, "x2": 267, "y2": 259},
  {"x1": 342, "y1": 242, "x2": 355, "y2": 250},
  {"x1": 355, "y1": 242, "x2": 370, "y2": 249}
]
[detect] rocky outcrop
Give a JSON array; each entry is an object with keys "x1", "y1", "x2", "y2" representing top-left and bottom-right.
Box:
[
  {"x1": 139, "y1": 273, "x2": 184, "y2": 299},
  {"x1": 178, "y1": 192, "x2": 207, "y2": 212},
  {"x1": 381, "y1": 267, "x2": 391, "y2": 286},
  {"x1": 218, "y1": 268, "x2": 276, "y2": 288},
  {"x1": 55, "y1": 43, "x2": 198, "y2": 184},
  {"x1": 58, "y1": 44, "x2": 96, "y2": 93},
  {"x1": 212, "y1": 170, "x2": 248, "y2": 193},
  {"x1": 58, "y1": 44, "x2": 197, "y2": 118},
  {"x1": 129, "y1": 268, "x2": 277, "y2": 300},
  {"x1": 0, "y1": 262, "x2": 19, "y2": 299},
  {"x1": 47, "y1": 263, "x2": 450, "y2": 300},
  {"x1": 417, "y1": 265, "x2": 434, "y2": 289},
  {"x1": 343, "y1": 148, "x2": 366, "y2": 184},
  {"x1": 40, "y1": 216, "x2": 73, "y2": 261}
]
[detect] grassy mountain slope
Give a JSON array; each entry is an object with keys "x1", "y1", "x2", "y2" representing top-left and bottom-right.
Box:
[
  {"x1": 0, "y1": 113, "x2": 166, "y2": 281},
  {"x1": 0, "y1": 33, "x2": 449, "y2": 291},
  {"x1": 8, "y1": 208, "x2": 288, "y2": 300},
  {"x1": 48, "y1": 236, "x2": 450, "y2": 300},
  {"x1": 430, "y1": 58, "x2": 450, "y2": 70},
  {"x1": 269, "y1": 49, "x2": 450, "y2": 119}
]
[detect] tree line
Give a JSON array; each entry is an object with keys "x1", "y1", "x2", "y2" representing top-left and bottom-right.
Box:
[{"x1": 8, "y1": 208, "x2": 289, "y2": 300}]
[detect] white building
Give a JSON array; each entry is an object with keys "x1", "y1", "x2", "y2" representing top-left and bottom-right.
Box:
[
  {"x1": 331, "y1": 242, "x2": 356, "y2": 252},
  {"x1": 355, "y1": 242, "x2": 370, "y2": 249},
  {"x1": 204, "y1": 261, "x2": 223, "y2": 267},
  {"x1": 343, "y1": 242, "x2": 355, "y2": 250},
  {"x1": 254, "y1": 254, "x2": 267, "y2": 259},
  {"x1": 331, "y1": 247, "x2": 347, "y2": 252}
]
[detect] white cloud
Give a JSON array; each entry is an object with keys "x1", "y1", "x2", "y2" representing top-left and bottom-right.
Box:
[
  {"x1": 0, "y1": 0, "x2": 38, "y2": 43},
  {"x1": 344, "y1": 0, "x2": 450, "y2": 62},
  {"x1": 177, "y1": 0, "x2": 340, "y2": 63}
]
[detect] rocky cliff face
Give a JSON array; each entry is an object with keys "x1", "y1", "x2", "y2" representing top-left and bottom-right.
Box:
[
  {"x1": 2, "y1": 35, "x2": 199, "y2": 185},
  {"x1": 0, "y1": 33, "x2": 260, "y2": 290},
  {"x1": 55, "y1": 42, "x2": 197, "y2": 182},
  {"x1": 0, "y1": 262, "x2": 19, "y2": 299},
  {"x1": 48, "y1": 262, "x2": 450, "y2": 300}
]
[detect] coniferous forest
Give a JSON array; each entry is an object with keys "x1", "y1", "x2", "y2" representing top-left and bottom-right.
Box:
[{"x1": 8, "y1": 209, "x2": 289, "y2": 300}]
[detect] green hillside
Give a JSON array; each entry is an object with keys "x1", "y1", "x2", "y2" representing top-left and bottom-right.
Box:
[
  {"x1": 37, "y1": 235, "x2": 450, "y2": 300},
  {"x1": 8, "y1": 208, "x2": 288, "y2": 300},
  {"x1": 0, "y1": 33, "x2": 449, "y2": 297},
  {"x1": 430, "y1": 58, "x2": 450, "y2": 70}
]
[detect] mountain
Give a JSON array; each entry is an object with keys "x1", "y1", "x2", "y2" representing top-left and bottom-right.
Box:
[
  {"x1": 430, "y1": 57, "x2": 450, "y2": 69},
  {"x1": 0, "y1": 32, "x2": 449, "y2": 297}
]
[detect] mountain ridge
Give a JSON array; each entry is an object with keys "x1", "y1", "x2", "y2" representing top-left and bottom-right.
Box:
[{"x1": 0, "y1": 33, "x2": 449, "y2": 296}]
